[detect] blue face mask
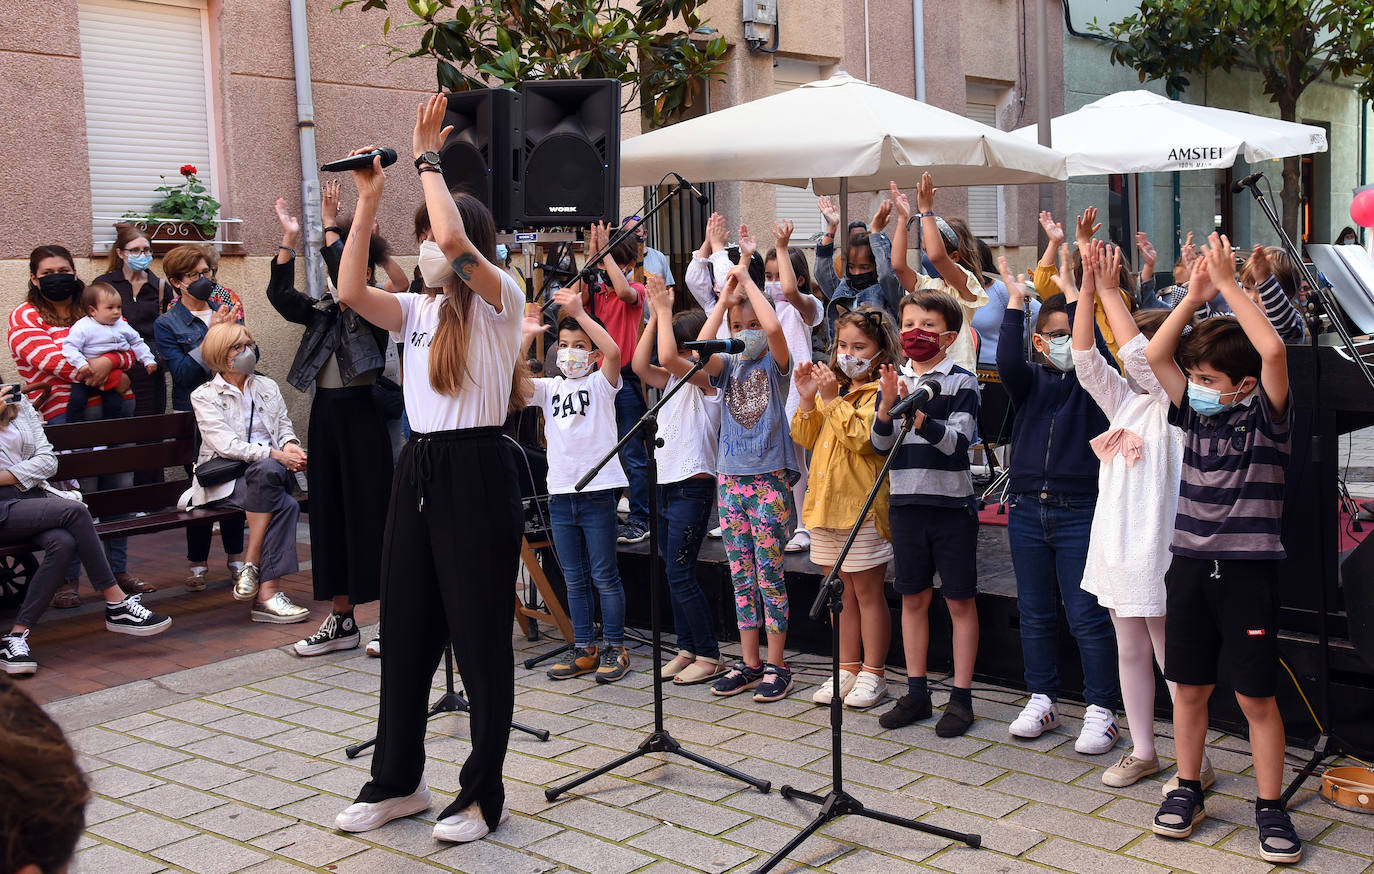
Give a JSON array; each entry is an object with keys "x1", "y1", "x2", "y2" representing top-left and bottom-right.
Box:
[
  {"x1": 495, "y1": 243, "x2": 509, "y2": 262},
  {"x1": 126, "y1": 252, "x2": 153, "y2": 272},
  {"x1": 1187, "y1": 383, "x2": 1245, "y2": 417},
  {"x1": 738, "y1": 328, "x2": 767, "y2": 360},
  {"x1": 1041, "y1": 335, "x2": 1075, "y2": 372}
]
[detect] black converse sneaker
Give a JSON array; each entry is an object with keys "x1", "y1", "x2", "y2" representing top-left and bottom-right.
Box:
[
  {"x1": 1, "y1": 631, "x2": 37, "y2": 675},
  {"x1": 293, "y1": 612, "x2": 361, "y2": 657},
  {"x1": 104, "y1": 595, "x2": 172, "y2": 636}
]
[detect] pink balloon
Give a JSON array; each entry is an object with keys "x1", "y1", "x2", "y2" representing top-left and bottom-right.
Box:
[{"x1": 1352, "y1": 189, "x2": 1374, "y2": 228}]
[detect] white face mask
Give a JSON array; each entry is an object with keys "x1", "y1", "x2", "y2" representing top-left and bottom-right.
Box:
[
  {"x1": 417, "y1": 240, "x2": 454, "y2": 287},
  {"x1": 556, "y1": 347, "x2": 593, "y2": 379},
  {"x1": 836, "y1": 353, "x2": 874, "y2": 379}
]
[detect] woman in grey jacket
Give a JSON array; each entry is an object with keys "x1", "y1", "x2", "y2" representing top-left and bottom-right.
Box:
[{"x1": 0, "y1": 393, "x2": 171, "y2": 675}]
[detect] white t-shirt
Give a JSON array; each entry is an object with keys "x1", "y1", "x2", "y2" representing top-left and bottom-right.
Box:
[
  {"x1": 393, "y1": 273, "x2": 524, "y2": 433},
  {"x1": 656, "y1": 374, "x2": 721, "y2": 484},
  {"x1": 531, "y1": 370, "x2": 628, "y2": 495},
  {"x1": 237, "y1": 377, "x2": 272, "y2": 446},
  {"x1": 192, "y1": 308, "x2": 214, "y2": 327}
]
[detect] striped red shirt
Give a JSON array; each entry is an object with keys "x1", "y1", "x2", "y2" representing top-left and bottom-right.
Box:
[{"x1": 8, "y1": 302, "x2": 136, "y2": 422}]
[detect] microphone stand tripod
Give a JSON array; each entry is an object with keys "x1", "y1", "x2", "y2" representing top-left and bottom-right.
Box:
[
  {"x1": 753, "y1": 404, "x2": 979, "y2": 874},
  {"x1": 1237, "y1": 179, "x2": 1374, "y2": 801},
  {"x1": 544, "y1": 352, "x2": 771, "y2": 801}
]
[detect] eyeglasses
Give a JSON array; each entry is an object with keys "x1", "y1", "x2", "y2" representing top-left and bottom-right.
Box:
[
  {"x1": 1039, "y1": 331, "x2": 1071, "y2": 340},
  {"x1": 123, "y1": 246, "x2": 152, "y2": 255},
  {"x1": 228, "y1": 342, "x2": 250, "y2": 353},
  {"x1": 186, "y1": 269, "x2": 213, "y2": 280}
]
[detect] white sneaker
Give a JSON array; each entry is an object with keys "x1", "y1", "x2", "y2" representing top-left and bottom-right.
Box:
[
  {"x1": 335, "y1": 784, "x2": 431, "y2": 833},
  {"x1": 433, "y1": 801, "x2": 509, "y2": 843},
  {"x1": 784, "y1": 529, "x2": 811, "y2": 553},
  {"x1": 707, "y1": 526, "x2": 723, "y2": 539},
  {"x1": 1009, "y1": 693, "x2": 1060, "y2": 739},
  {"x1": 617, "y1": 496, "x2": 630, "y2": 516},
  {"x1": 843, "y1": 672, "x2": 887, "y2": 709},
  {"x1": 365, "y1": 636, "x2": 382, "y2": 658},
  {"x1": 1075, "y1": 704, "x2": 1120, "y2": 754},
  {"x1": 811, "y1": 669, "x2": 859, "y2": 705}
]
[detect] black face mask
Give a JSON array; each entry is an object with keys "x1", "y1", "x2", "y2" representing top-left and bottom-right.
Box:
[
  {"x1": 847, "y1": 270, "x2": 878, "y2": 291},
  {"x1": 185, "y1": 277, "x2": 216, "y2": 302},
  {"x1": 36, "y1": 272, "x2": 80, "y2": 302}
]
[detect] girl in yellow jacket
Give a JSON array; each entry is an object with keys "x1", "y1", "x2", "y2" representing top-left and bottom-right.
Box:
[{"x1": 790, "y1": 306, "x2": 900, "y2": 710}]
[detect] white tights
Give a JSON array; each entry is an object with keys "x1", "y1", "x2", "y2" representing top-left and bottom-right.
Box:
[
  {"x1": 791, "y1": 440, "x2": 809, "y2": 534},
  {"x1": 1110, "y1": 609, "x2": 1174, "y2": 760}
]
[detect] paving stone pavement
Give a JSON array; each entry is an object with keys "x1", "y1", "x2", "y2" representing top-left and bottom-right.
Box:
[{"x1": 49, "y1": 631, "x2": 1374, "y2": 874}]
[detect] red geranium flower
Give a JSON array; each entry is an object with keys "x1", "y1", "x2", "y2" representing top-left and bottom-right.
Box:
[{"x1": 180, "y1": 164, "x2": 197, "y2": 176}]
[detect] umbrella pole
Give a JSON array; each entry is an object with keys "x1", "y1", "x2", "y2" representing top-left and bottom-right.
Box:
[{"x1": 839, "y1": 178, "x2": 849, "y2": 275}]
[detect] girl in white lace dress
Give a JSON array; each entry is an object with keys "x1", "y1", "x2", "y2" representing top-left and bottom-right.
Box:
[{"x1": 1070, "y1": 241, "x2": 1191, "y2": 790}]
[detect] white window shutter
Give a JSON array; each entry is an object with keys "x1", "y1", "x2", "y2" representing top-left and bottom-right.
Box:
[
  {"x1": 78, "y1": 0, "x2": 215, "y2": 251},
  {"x1": 966, "y1": 100, "x2": 1001, "y2": 240}
]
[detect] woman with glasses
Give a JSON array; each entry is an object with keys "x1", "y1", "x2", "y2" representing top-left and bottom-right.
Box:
[
  {"x1": 155, "y1": 244, "x2": 248, "y2": 592},
  {"x1": 181, "y1": 322, "x2": 309, "y2": 624},
  {"x1": 94, "y1": 226, "x2": 170, "y2": 420}
]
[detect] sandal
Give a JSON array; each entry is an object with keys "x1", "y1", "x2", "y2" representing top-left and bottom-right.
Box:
[
  {"x1": 673, "y1": 656, "x2": 729, "y2": 685},
  {"x1": 51, "y1": 584, "x2": 81, "y2": 609},
  {"x1": 1256, "y1": 807, "x2": 1303, "y2": 864},
  {"x1": 115, "y1": 573, "x2": 156, "y2": 595},
  {"x1": 660, "y1": 650, "x2": 696, "y2": 679},
  {"x1": 1152, "y1": 787, "x2": 1205, "y2": 839}
]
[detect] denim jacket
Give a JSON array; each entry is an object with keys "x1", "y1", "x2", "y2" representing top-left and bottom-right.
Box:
[
  {"x1": 266, "y1": 256, "x2": 387, "y2": 393},
  {"x1": 154, "y1": 299, "x2": 227, "y2": 412},
  {"x1": 814, "y1": 231, "x2": 903, "y2": 331}
]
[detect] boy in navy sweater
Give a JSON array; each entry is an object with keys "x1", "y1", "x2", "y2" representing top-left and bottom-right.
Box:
[
  {"x1": 871, "y1": 290, "x2": 981, "y2": 736},
  {"x1": 995, "y1": 257, "x2": 1121, "y2": 755}
]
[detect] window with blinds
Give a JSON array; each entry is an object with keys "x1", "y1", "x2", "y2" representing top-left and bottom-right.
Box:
[
  {"x1": 78, "y1": 0, "x2": 216, "y2": 251},
  {"x1": 773, "y1": 61, "x2": 824, "y2": 241},
  {"x1": 966, "y1": 94, "x2": 1004, "y2": 241}
]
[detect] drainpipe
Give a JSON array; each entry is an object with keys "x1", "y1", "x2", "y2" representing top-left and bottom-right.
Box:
[
  {"x1": 1035, "y1": 0, "x2": 1054, "y2": 241},
  {"x1": 912, "y1": 0, "x2": 925, "y2": 103},
  {"x1": 289, "y1": 0, "x2": 324, "y2": 299},
  {"x1": 1169, "y1": 85, "x2": 1182, "y2": 265}
]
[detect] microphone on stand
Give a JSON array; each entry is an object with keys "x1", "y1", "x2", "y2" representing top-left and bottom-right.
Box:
[
  {"x1": 671, "y1": 173, "x2": 711, "y2": 205},
  {"x1": 1232, "y1": 172, "x2": 1264, "y2": 194},
  {"x1": 321, "y1": 148, "x2": 399, "y2": 173},
  {"x1": 684, "y1": 338, "x2": 744, "y2": 356},
  {"x1": 887, "y1": 378, "x2": 942, "y2": 420}
]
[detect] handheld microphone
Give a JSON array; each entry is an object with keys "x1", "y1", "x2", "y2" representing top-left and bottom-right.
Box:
[
  {"x1": 672, "y1": 173, "x2": 711, "y2": 206},
  {"x1": 685, "y1": 338, "x2": 744, "y2": 356},
  {"x1": 887, "y1": 378, "x2": 941, "y2": 420},
  {"x1": 1232, "y1": 172, "x2": 1263, "y2": 194},
  {"x1": 320, "y1": 148, "x2": 398, "y2": 173}
]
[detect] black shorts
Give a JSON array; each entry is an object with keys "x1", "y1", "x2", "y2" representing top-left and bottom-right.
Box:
[
  {"x1": 1163, "y1": 555, "x2": 1280, "y2": 697},
  {"x1": 890, "y1": 503, "x2": 979, "y2": 600}
]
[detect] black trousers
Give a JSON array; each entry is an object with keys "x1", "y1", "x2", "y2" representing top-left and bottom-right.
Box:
[
  {"x1": 357, "y1": 427, "x2": 522, "y2": 827},
  {"x1": 307, "y1": 386, "x2": 392, "y2": 604}
]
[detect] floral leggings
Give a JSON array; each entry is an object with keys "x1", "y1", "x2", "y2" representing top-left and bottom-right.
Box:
[{"x1": 718, "y1": 471, "x2": 792, "y2": 634}]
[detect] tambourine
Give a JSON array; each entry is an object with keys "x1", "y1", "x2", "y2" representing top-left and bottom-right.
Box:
[{"x1": 1320, "y1": 765, "x2": 1374, "y2": 814}]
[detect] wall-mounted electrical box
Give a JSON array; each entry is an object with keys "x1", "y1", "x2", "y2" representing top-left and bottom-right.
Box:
[{"x1": 743, "y1": 0, "x2": 778, "y2": 48}]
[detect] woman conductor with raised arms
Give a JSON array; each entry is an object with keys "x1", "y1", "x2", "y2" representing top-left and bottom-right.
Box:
[{"x1": 333, "y1": 95, "x2": 532, "y2": 845}]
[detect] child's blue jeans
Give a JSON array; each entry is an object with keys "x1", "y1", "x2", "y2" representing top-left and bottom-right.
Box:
[{"x1": 550, "y1": 487, "x2": 625, "y2": 648}]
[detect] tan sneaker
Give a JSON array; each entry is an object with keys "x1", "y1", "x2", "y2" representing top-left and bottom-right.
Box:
[
  {"x1": 1102, "y1": 753, "x2": 1161, "y2": 787},
  {"x1": 1161, "y1": 758, "x2": 1216, "y2": 796},
  {"x1": 595, "y1": 646, "x2": 631, "y2": 684},
  {"x1": 547, "y1": 645, "x2": 598, "y2": 680}
]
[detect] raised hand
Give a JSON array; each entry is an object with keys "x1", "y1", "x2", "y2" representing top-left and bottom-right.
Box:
[
  {"x1": 521, "y1": 303, "x2": 549, "y2": 342},
  {"x1": 870, "y1": 198, "x2": 893, "y2": 234},
  {"x1": 274, "y1": 198, "x2": 300, "y2": 237},
  {"x1": 890, "y1": 181, "x2": 911, "y2": 220},
  {"x1": 1135, "y1": 231, "x2": 1156, "y2": 268},
  {"x1": 719, "y1": 270, "x2": 744, "y2": 306},
  {"x1": 738, "y1": 223, "x2": 756, "y2": 259},
  {"x1": 771, "y1": 219, "x2": 794, "y2": 250},
  {"x1": 1180, "y1": 231, "x2": 1197, "y2": 269},
  {"x1": 998, "y1": 256, "x2": 1028, "y2": 309},
  {"x1": 793, "y1": 361, "x2": 819, "y2": 399},
  {"x1": 816, "y1": 365, "x2": 839, "y2": 402},
  {"x1": 1102, "y1": 243, "x2": 1123, "y2": 290},
  {"x1": 916, "y1": 172, "x2": 937, "y2": 214},
  {"x1": 645, "y1": 272, "x2": 672, "y2": 311},
  {"x1": 553, "y1": 286, "x2": 585, "y2": 317},
  {"x1": 1203, "y1": 233, "x2": 1236, "y2": 286},
  {"x1": 1051, "y1": 239, "x2": 1078, "y2": 298},
  {"x1": 706, "y1": 212, "x2": 727, "y2": 252},
  {"x1": 1038, "y1": 211, "x2": 1065, "y2": 246},
  {"x1": 321, "y1": 179, "x2": 341, "y2": 226},
  {"x1": 413, "y1": 93, "x2": 453, "y2": 160},
  {"x1": 1186, "y1": 249, "x2": 1218, "y2": 303},
  {"x1": 1248, "y1": 244, "x2": 1272, "y2": 283},
  {"x1": 878, "y1": 363, "x2": 900, "y2": 413},
  {"x1": 1074, "y1": 206, "x2": 1101, "y2": 248},
  {"x1": 347, "y1": 145, "x2": 386, "y2": 202},
  {"x1": 817, "y1": 196, "x2": 840, "y2": 231}
]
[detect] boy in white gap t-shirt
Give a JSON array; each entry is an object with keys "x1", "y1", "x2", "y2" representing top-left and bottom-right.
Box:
[{"x1": 527, "y1": 287, "x2": 632, "y2": 684}]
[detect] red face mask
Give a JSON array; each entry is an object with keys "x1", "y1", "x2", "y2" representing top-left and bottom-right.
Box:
[{"x1": 901, "y1": 327, "x2": 944, "y2": 362}]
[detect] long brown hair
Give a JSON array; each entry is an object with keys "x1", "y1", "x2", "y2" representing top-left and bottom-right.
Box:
[
  {"x1": 426, "y1": 192, "x2": 532, "y2": 411},
  {"x1": 26, "y1": 245, "x2": 82, "y2": 328},
  {"x1": 830, "y1": 305, "x2": 899, "y2": 388},
  {"x1": 0, "y1": 676, "x2": 89, "y2": 874},
  {"x1": 106, "y1": 225, "x2": 150, "y2": 273}
]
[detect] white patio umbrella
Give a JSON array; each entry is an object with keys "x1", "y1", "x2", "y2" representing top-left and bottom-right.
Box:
[
  {"x1": 1011, "y1": 90, "x2": 1328, "y2": 177},
  {"x1": 620, "y1": 72, "x2": 1068, "y2": 193}
]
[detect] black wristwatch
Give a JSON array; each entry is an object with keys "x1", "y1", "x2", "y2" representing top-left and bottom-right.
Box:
[{"x1": 414, "y1": 151, "x2": 441, "y2": 171}]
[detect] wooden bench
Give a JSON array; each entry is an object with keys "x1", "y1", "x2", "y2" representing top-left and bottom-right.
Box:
[{"x1": 0, "y1": 412, "x2": 307, "y2": 608}]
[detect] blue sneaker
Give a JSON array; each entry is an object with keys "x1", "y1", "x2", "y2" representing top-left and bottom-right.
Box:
[
  {"x1": 711, "y1": 661, "x2": 765, "y2": 696},
  {"x1": 752, "y1": 664, "x2": 794, "y2": 703}
]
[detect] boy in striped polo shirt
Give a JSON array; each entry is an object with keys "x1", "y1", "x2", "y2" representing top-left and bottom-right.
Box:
[
  {"x1": 870, "y1": 290, "x2": 981, "y2": 737},
  {"x1": 1145, "y1": 234, "x2": 1299, "y2": 864}
]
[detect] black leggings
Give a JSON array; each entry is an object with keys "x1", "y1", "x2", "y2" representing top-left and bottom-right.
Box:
[{"x1": 355, "y1": 427, "x2": 522, "y2": 828}]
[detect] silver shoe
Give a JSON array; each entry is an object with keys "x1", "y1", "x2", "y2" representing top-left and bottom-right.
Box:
[
  {"x1": 186, "y1": 566, "x2": 208, "y2": 592},
  {"x1": 250, "y1": 592, "x2": 309, "y2": 624},
  {"x1": 232, "y1": 562, "x2": 260, "y2": 602}
]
